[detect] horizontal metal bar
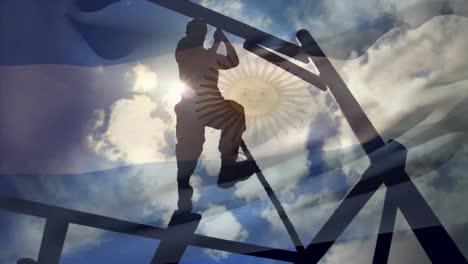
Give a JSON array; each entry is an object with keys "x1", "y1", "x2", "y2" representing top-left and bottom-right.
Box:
[
  {"x1": 0, "y1": 196, "x2": 297, "y2": 262},
  {"x1": 146, "y1": 0, "x2": 309, "y2": 63},
  {"x1": 190, "y1": 234, "x2": 297, "y2": 262}
]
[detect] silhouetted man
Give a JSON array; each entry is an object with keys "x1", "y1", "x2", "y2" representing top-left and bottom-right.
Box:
[{"x1": 175, "y1": 18, "x2": 258, "y2": 213}]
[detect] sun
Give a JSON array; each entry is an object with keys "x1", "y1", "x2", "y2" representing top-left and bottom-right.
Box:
[{"x1": 197, "y1": 57, "x2": 312, "y2": 144}]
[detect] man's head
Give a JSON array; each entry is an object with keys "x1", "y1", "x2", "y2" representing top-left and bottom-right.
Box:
[{"x1": 186, "y1": 18, "x2": 207, "y2": 45}]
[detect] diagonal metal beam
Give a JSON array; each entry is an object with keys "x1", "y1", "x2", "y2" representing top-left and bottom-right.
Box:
[
  {"x1": 240, "y1": 141, "x2": 306, "y2": 263},
  {"x1": 384, "y1": 167, "x2": 467, "y2": 263},
  {"x1": 303, "y1": 140, "x2": 466, "y2": 264}
]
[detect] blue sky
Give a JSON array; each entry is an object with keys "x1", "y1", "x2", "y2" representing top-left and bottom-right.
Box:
[{"x1": 1, "y1": 0, "x2": 468, "y2": 263}]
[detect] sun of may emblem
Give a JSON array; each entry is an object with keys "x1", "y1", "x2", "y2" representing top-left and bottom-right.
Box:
[{"x1": 196, "y1": 56, "x2": 312, "y2": 144}]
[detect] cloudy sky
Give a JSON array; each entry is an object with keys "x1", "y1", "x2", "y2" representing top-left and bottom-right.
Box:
[{"x1": 0, "y1": 0, "x2": 467, "y2": 263}]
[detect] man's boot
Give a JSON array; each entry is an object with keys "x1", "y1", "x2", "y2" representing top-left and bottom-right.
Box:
[{"x1": 217, "y1": 159, "x2": 259, "y2": 189}]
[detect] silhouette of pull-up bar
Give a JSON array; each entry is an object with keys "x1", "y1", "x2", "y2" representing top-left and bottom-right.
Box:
[{"x1": 147, "y1": 0, "x2": 311, "y2": 63}]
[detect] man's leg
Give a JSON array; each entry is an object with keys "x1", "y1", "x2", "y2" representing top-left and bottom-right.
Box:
[
  {"x1": 175, "y1": 102, "x2": 205, "y2": 213},
  {"x1": 217, "y1": 101, "x2": 257, "y2": 188},
  {"x1": 218, "y1": 100, "x2": 245, "y2": 163}
]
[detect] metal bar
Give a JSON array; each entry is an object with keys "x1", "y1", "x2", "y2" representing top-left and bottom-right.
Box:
[
  {"x1": 385, "y1": 170, "x2": 467, "y2": 263},
  {"x1": 373, "y1": 188, "x2": 397, "y2": 263},
  {"x1": 240, "y1": 141, "x2": 306, "y2": 263},
  {"x1": 189, "y1": 234, "x2": 298, "y2": 263},
  {"x1": 243, "y1": 42, "x2": 327, "y2": 91},
  {"x1": 0, "y1": 196, "x2": 297, "y2": 263},
  {"x1": 303, "y1": 140, "x2": 406, "y2": 263},
  {"x1": 303, "y1": 140, "x2": 466, "y2": 263},
  {"x1": 146, "y1": 0, "x2": 309, "y2": 63},
  {"x1": 304, "y1": 165, "x2": 384, "y2": 263},
  {"x1": 151, "y1": 212, "x2": 201, "y2": 264},
  {"x1": 37, "y1": 218, "x2": 69, "y2": 264}
]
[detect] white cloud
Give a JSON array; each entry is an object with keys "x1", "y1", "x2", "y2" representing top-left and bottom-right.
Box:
[
  {"x1": 320, "y1": 239, "x2": 376, "y2": 264},
  {"x1": 317, "y1": 15, "x2": 468, "y2": 159},
  {"x1": 234, "y1": 129, "x2": 311, "y2": 202},
  {"x1": 88, "y1": 64, "x2": 174, "y2": 164},
  {"x1": 197, "y1": 204, "x2": 248, "y2": 259},
  {"x1": 130, "y1": 64, "x2": 159, "y2": 93},
  {"x1": 63, "y1": 224, "x2": 106, "y2": 256},
  {"x1": 324, "y1": 16, "x2": 468, "y2": 183},
  {"x1": 95, "y1": 95, "x2": 170, "y2": 163},
  {"x1": 287, "y1": 0, "x2": 451, "y2": 38}
]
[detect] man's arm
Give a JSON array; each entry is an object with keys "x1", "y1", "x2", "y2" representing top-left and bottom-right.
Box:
[
  {"x1": 210, "y1": 38, "x2": 221, "y2": 54},
  {"x1": 175, "y1": 37, "x2": 189, "y2": 64},
  {"x1": 213, "y1": 29, "x2": 239, "y2": 69}
]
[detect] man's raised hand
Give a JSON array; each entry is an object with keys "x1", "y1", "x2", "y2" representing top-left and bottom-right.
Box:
[{"x1": 214, "y1": 28, "x2": 228, "y2": 42}]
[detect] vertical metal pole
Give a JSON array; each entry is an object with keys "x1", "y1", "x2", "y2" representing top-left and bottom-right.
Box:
[
  {"x1": 373, "y1": 189, "x2": 398, "y2": 263},
  {"x1": 37, "y1": 218, "x2": 69, "y2": 264}
]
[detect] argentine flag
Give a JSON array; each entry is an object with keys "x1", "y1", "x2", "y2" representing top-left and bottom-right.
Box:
[{"x1": 0, "y1": 0, "x2": 467, "y2": 263}]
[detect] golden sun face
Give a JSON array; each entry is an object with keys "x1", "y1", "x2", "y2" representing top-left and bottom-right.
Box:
[
  {"x1": 197, "y1": 57, "x2": 312, "y2": 144},
  {"x1": 227, "y1": 79, "x2": 280, "y2": 116}
]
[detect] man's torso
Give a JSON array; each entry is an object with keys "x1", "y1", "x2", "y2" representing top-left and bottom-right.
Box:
[{"x1": 175, "y1": 37, "x2": 221, "y2": 101}]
